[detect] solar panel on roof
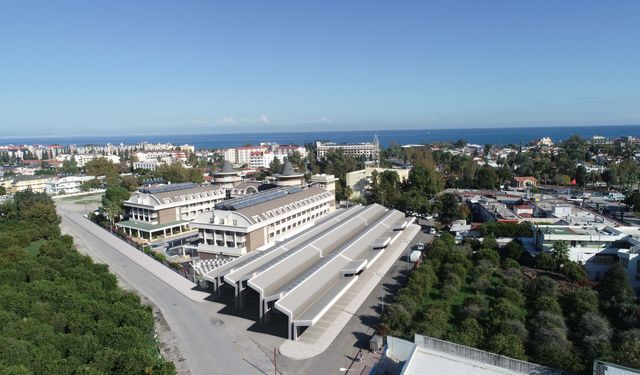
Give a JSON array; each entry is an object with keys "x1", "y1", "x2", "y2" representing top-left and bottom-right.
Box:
[
  {"x1": 215, "y1": 186, "x2": 303, "y2": 210},
  {"x1": 141, "y1": 182, "x2": 199, "y2": 194}
]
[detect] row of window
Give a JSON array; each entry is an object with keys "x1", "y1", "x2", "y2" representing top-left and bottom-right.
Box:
[
  {"x1": 252, "y1": 192, "x2": 333, "y2": 223},
  {"x1": 268, "y1": 207, "x2": 330, "y2": 238},
  {"x1": 162, "y1": 191, "x2": 224, "y2": 204}
]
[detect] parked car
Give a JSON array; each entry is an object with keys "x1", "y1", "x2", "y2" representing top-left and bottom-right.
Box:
[
  {"x1": 429, "y1": 228, "x2": 437, "y2": 235},
  {"x1": 417, "y1": 242, "x2": 425, "y2": 251}
]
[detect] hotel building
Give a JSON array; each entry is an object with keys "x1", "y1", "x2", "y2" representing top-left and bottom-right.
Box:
[{"x1": 117, "y1": 182, "x2": 226, "y2": 241}]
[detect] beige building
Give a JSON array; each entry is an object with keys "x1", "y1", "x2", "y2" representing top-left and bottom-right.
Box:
[
  {"x1": 273, "y1": 160, "x2": 305, "y2": 187},
  {"x1": 190, "y1": 186, "x2": 335, "y2": 257},
  {"x1": 10, "y1": 176, "x2": 50, "y2": 193},
  {"x1": 117, "y1": 183, "x2": 226, "y2": 241},
  {"x1": 345, "y1": 167, "x2": 411, "y2": 199}
]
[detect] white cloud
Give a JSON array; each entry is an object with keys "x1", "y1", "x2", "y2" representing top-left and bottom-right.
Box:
[
  {"x1": 218, "y1": 116, "x2": 236, "y2": 124},
  {"x1": 259, "y1": 114, "x2": 269, "y2": 124}
]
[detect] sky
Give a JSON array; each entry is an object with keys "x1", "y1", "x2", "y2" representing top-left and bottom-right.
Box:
[{"x1": 0, "y1": 0, "x2": 639, "y2": 136}]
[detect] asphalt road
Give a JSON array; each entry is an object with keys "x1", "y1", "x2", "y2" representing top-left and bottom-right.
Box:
[{"x1": 57, "y1": 202, "x2": 274, "y2": 375}]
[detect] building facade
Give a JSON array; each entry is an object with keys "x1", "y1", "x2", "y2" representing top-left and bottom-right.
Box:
[
  {"x1": 190, "y1": 186, "x2": 335, "y2": 257},
  {"x1": 316, "y1": 136, "x2": 380, "y2": 162},
  {"x1": 45, "y1": 175, "x2": 95, "y2": 195},
  {"x1": 117, "y1": 183, "x2": 226, "y2": 241}
]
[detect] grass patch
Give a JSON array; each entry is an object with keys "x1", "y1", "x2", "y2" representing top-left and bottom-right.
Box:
[{"x1": 26, "y1": 239, "x2": 46, "y2": 256}]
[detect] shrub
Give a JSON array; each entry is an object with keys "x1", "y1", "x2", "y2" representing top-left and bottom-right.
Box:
[
  {"x1": 561, "y1": 261, "x2": 587, "y2": 282},
  {"x1": 534, "y1": 252, "x2": 555, "y2": 270}
]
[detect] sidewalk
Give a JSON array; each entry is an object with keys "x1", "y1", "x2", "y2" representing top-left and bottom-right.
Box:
[
  {"x1": 60, "y1": 209, "x2": 210, "y2": 302},
  {"x1": 279, "y1": 224, "x2": 420, "y2": 360}
]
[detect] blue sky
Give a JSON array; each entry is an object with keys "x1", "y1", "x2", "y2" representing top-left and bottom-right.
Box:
[{"x1": 1, "y1": 0, "x2": 639, "y2": 136}]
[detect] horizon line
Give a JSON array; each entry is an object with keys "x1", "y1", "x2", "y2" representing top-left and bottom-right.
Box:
[{"x1": 1, "y1": 123, "x2": 639, "y2": 140}]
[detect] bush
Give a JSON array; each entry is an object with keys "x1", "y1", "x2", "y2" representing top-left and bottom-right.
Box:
[
  {"x1": 475, "y1": 248, "x2": 500, "y2": 266},
  {"x1": 492, "y1": 298, "x2": 526, "y2": 323},
  {"x1": 486, "y1": 333, "x2": 526, "y2": 360},
  {"x1": 449, "y1": 318, "x2": 483, "y2": 347},
  {"x1": 534, "y1": 252, "x2": 555, "y2": 270},
  {"x1": 527, "y1": 276, "x2": 558, "y2": 301},
  {"x1": 561, "y1": 261, "x2": 587, "y2": 282},
  {"x1": 502, "y1": 240, "x2": 524, "y2": 260}
]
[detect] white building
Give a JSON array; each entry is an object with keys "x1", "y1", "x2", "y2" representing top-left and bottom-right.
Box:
[
  {"x1": 223, "y1": 148, "x2": 237, "y2": 164},
  {"x1": 249, "y1": 152, "x2": 276, "y2": 169},
  {"x1": 56, "y1": 153, "x2": 121, "y2": 168},
  {"x1": 316, "y1": 136, "x2": 380, "y2": 162},
  {"x1": 534, "y1": 225, "x2": 640, "y2": 288},
  {"x1": 272, "y1": 144, "x2": 307, "y2": 159},
  {"x1": 236, "y1": 146, "x2": 268, "y2": 166},
  {"x1": 133, "y1": 160, "x2": 161, "y2": 171},
  {"x1": 45, "y1": 175, "x2": 96, "y2": 195}
]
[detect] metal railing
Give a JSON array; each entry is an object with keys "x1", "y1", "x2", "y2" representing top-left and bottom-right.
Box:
[{"x1": 415, "y1": 335, "x2": 564, "y2": 375}]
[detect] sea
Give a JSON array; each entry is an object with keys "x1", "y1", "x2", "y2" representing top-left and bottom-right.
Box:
[{"x1": 2, "y1": 125, "x2": 639, "y2": 149}]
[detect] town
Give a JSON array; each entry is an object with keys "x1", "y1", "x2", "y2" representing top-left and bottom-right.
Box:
[{"x1": 1, "y1": 132, "x2": 640, "y2": 374}]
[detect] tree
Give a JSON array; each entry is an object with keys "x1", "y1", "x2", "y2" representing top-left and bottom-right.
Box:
[
  {"x1": 561, "y1": 261, "x2": 587, "y2": 282},
  {"x1": 575, "y1": 312, "x2": 612, "y2": 360},
  {"x1": 625, "y1": 191, "x2": 640, "y2": 211},
  {"x1": 486, "y1": 333, "x2": 526, "y2": 360},
  {"x1": 269, "y1": 158, "x2": 282, "y2": 175},
  {"x1": 503, "y1": 240, "x2": 524, "y2": 260},
  {"x1": 528, "y1": 276, "x2": 558, "y2": 300},
  {"x1": 406, "y1": 163, "x2": 443, "y2": 198},
  {"x1": 611, "y1": 329, "x2": 640, "y2": 369},
  {"x1": 436, "y1": 193, "x2": 462, "y2": 225},
  {"x1": 551, "y1": 241, "x2": 570, "y2": 270},
  {"x1": 475, "y1": 166, "x2": 500, "y2": 189},
  {"x1": 561, "y1": 287, "x2": 599, "y2": 326},
  {"x1": 101, "y1": 186, "x2": 130, "y2": 227},
  {"x1": 60, "y1": 157, "x2": 78, "y2": 175},
  {"x1": 0, "y1": 186, "x2": 5, "y2": 196},
  {"x1": 84, "y1": 157, "x2": 119, "y2": 178},
  {"x1": 574, "y1": 165, "x2": 587, "y2": 188},
  {"x1": 534, "y1": 252, "x2": 555, "y2": 270}
]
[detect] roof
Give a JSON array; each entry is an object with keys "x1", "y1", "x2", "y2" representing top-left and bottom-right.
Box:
[
  {"x1": 275, "y1": 159, "x2": 303, "y2": 178},
  {"x1": 220, "y1": 160, "x2": 235, "y2": 173},
  {"x1": 116, "y1": 219, "x2": 188, "y2": 231},
  {"x1": 215, "y1": 186, "x2": 302, "y2": 210},
  {"x1": 127, "y1": 184, "x2": 224, "y2": 206},
  {"x1": 513, "y1": 176, "x2": 537, "y2": 182},
  {"x1": 218, "y1": 206, "x2": 365, "y2": 285},
  {"x1": 397, "y1": 335, "x2": 562, "y2": 375},
  {"x1": 236, "y1": 186, "x2": 329, "y2": 223},
  {"x1": 273, "y1": 209, "x2": 405, "y2": 323}
]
